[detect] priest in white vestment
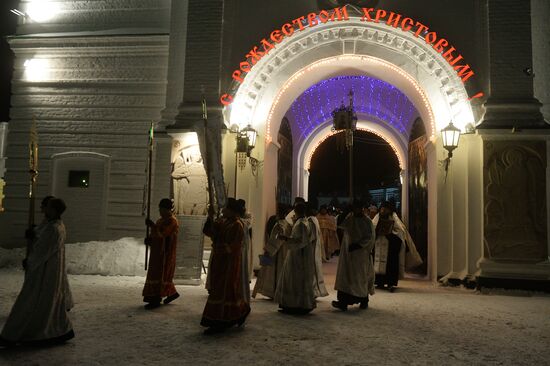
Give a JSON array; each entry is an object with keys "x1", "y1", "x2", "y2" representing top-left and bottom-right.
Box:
[
  {"x1": 275, "y1": 203, "x2": 317, "y2": 314},
  {"x1": 237, "y1": 200, "x2": 252, "y2": 304},
  {"x1": 317, "y1": 205, "x2": 340, "y2": 260},
  {"x1": 241, "y1": 211, "x2": 254, "y2": 283},
  {"x1": 372, "y1": 201, "x2": 422, "y2": 292},
  {"x1": 252, "y1": 207, "x2": 291, "y2": 299},
  {"x1": 284, "y1": 196, "x2": 306, "y2": 225},
  {"x1": 307, "y1": 208, "x2": 329, "y2": 298},
  {"x1": 333, "y1": 200, "x2": 375, "y2": 311},
  {"x1": 0, "y1": 198, "x2": 74, "y2": 347}
]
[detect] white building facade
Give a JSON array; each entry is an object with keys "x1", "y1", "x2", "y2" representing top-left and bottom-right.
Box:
[{"x1": 1, "y1": 0, "x2": 549, "y2": 289}]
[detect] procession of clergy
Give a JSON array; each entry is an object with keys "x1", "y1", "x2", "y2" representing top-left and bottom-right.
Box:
[{"x1": 0, "y1": 194, "x2": 422, "y2": 345}]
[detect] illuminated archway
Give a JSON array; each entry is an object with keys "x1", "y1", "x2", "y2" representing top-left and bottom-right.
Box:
[
  {"x1": 224, "y1": 16, "x2": 476, "y2": 279},
  {"x1": 227, "y1": 16, "x2": 475, "y2": 138}
]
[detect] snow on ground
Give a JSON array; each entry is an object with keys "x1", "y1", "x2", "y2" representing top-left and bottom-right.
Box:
[
  {"x1": 0, "y1": 260, "x2": 549, "y2": 366},
  {"x1": 0, "y1": 238, "x2": 146, "y2": 276}
]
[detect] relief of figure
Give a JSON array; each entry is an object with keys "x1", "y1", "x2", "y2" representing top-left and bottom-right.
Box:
[
  {"x1": 485, "y1": 144, "x2": 546, "y2": 260},
  {"x1": 171, "y1": 143, "x2": 208, "y2": 216}
]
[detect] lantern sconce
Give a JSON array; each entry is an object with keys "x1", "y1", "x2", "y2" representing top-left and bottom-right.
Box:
[
  {"x1": 240, "y1": 125, "x2": 263, "y2": 177},
  {"x1": 232, "y1": 124, "x2": 262, "y2": 196},
  {"x1": 441, "y1": 121, "x2": 461, "y2": 179},
  {"x1": 234, "y1": 124, "x2": 258, "y2": 169},
  {"x1": 241, "y1": 124, "x2": 257, "y2": 158}
]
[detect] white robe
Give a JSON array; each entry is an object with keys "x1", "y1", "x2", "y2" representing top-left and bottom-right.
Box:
[
  {"x1": 252, "y1": 219, "x2": 290, "y2": 299},
  {"x1": 372, "y1": 212, "x2": 422, "y2": 279},
  {"x1": 335, "y1": 214, "x2": 376, "y2": 297},
  {"x1": 284, "y1": 209, "x2": 296, "y2": 226},
  {"x1": 274, "y1": 218, "x2": 316, "y2": 310},
  {"x1": 308, "y1": 216, "x2": 329, "y2": 298},
  {"x1": 241, "y1": 217, "x2": 252, "y2": 304},
  {"x1": 242, "y1": 214, "x2": 254, "y2": 280},
  {"x1": 1, "y1": 219, "x2": 73, "y2": 342},
  {"x1": 33, "y1": 218, "x2": 74, "y2": 310}
]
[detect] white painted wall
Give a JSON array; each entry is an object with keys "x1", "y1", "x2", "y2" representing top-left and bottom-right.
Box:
[
  {"x1": 0, "y1": 33, "x2": 170, "y2": 246},
  {"x1": 50, "y1": 152, "x2": 110, "y2": 242}
]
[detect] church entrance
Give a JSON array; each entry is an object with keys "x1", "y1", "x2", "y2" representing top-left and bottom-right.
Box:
[
  {"x1": 308, "y1": 130, "x2": 402, "y2": 211},
  {"x1": 224, "y1": 17, "x2": 475, "y2": 279},
  {"x1": 267, "y1": 72, "x2": 431, "y2": 277}
]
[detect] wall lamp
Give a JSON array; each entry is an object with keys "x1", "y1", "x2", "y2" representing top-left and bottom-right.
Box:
[
  {"x1": 231, "y1": 124, "x2": 260, "y2": 196},
  {"x1": 441, "y1": 121, "x2": 461, "y2": 178}
]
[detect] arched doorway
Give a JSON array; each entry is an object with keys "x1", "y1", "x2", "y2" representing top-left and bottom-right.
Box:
[
  {"x1": 223, "y1": 15, "x2": 476, "y2": 277},
  {"x1": 308, "y1": 130, "x2": 401, "y2": 210}
]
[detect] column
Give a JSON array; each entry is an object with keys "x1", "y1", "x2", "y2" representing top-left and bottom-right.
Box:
[
  {"x1": 477, "y1": 0, "x2": 550, "y2": 289},
  {"x1": 480, "y1": 0, "x2": 546, "y2": 129},
  {"x1": 158, "y1": 0, "x2": 189, "y2": 129},
  {"x1": 162, "y1": 0, "x2": 229, "y2": 285},
  {"x1": 172, "y1": 0, "x2": 226, "y2": 131}
]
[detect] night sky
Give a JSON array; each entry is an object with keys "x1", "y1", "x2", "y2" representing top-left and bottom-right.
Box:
[
  {"x1": 308, "y1": 130, "x2": 400, "y2": 201},
  {"x1": 0, "y1": 0, "x2": 18, "y2": 122}
]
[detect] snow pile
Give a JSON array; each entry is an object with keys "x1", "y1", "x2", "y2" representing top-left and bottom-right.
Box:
[
  {"x1": 0, "y1": 237, "x2": 146, "y2": 276},
  {"x1": 65, "y1": 237, "x2": 146, "y2": 277},
  {"x1": 0, "y1": 246, "x2": 25, "y2": 268}
]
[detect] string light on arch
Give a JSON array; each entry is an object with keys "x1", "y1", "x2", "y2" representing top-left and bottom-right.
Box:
[
  {"x1": 264, "y1": 55, "x2": 436, "y2": 144},
  {"x1": 287, "y1": 75, "x2": 415, "y2": 140},
  {"x1": 305, "y1": 127, "x2": 405, "y2": 170}
]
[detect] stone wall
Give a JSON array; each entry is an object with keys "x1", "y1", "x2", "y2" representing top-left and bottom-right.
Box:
[{"x1": 0, "y1": 0, "x2": 172, "y2": 247}]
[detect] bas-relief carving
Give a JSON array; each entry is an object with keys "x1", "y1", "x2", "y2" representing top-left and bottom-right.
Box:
[
  {"x1": 484, "y1": 141, "x2": 547, "y2": 261},
  {"x1": 171, "y1": 140, "x2": 208, "y2": 216}
]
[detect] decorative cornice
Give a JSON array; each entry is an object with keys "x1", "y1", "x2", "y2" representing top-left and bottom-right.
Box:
[
  {"x1": 231, "y1": 17, "x2": 469, "y2": 121},
  {"x1": 8, "y1": 34, "x2": 169, "y2": 54}
]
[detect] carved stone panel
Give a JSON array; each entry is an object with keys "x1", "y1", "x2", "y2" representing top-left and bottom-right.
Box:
[
  {"x1": 171, "y1": 138, "x2": 208, "y2": 216},
  {"x1": 483, "y1": 140, "x2": 547, "y2": 261},
  {"x1": 174, "y1": 215, "x2": 207, "y2": 285}
]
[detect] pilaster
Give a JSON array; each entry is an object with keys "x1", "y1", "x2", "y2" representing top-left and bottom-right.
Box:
[
  {"x1": 480, "y1": 0, "x2": 547, "y2": 129},
  {"x1": 436, "y1": 134, "x2": 485, "y2": 286},
  {"x1": 171, "y1": 0, "x2": 226, "y2": 131},
  {"x1": 159, "y1": 0, "x2": 189, "y2": 129},
  {"x1": 531, "y1": 0, "x2": 550, "y2": 122},
  {"x1": 151, "y1": 133, "x2": 173, "y2": 212},
  {"x1": 475, "y1": 0, "x2": 550, "y2": 290},
  {"x1": 477, "y1": 130, "x2": 550, "y2": 288}
]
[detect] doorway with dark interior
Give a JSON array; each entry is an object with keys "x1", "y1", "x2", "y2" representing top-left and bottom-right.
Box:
[{"x1": 308, "y1": 129, "x2": 401, "y2": 212}]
